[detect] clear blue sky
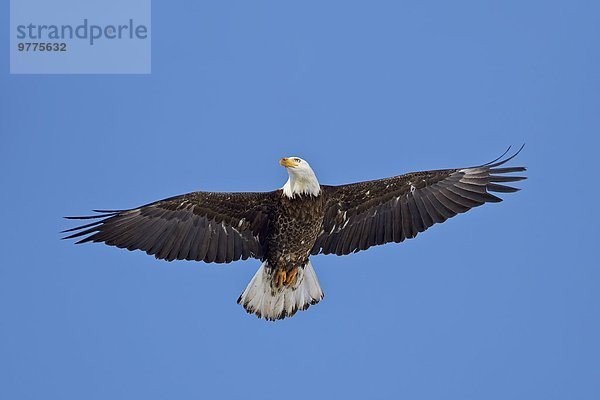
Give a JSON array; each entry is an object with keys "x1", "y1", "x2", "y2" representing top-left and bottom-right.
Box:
[{"x1": 1, "y1": 1, "x2": 599, "y2": 399}]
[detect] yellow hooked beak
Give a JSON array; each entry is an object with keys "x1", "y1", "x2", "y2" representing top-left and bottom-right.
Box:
[{"x1": 279, "y1": 158, "x2": 298, "y2": 168}]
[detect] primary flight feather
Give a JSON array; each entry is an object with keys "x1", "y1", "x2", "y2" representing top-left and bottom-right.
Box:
[{"x1": 64, "y1": 146, "x2": 526, "y2": 321}]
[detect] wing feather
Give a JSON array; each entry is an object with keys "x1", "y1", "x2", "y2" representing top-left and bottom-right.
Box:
[
  {"x1": 63, "y1": 191, "x2": 278, "y2": 263},
  {"x1": 312, "y1": 146, "x2": 526, "y2": 256}
]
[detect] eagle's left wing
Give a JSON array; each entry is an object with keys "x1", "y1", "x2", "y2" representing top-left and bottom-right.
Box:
[
  {"x1": 63, "y1": 191, "x2": 278, "y2": 263},
  {"x1": 311, "y1": 147, "x2": 526, "y2": 256}
]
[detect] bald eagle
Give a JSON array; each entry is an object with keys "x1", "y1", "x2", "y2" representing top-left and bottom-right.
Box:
[{"x1": 64, "y1": 146, "x2": 526, "y2": 321}]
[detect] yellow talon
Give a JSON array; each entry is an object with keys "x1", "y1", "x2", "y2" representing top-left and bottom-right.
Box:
[
  {"x1": 274, "y1": 270, "x2": 287, "y2": 287},
  {"x1": 285, "y1": 268, "x2": 298, "y2": 286}
]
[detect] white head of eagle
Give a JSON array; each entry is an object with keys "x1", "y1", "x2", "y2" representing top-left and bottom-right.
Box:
[
  {"x1": 280, "y1": 156, "x2": 321, "y2": 198},
  {"x1": 64, "y1": 147, "x2": 526, "y2": 321}
]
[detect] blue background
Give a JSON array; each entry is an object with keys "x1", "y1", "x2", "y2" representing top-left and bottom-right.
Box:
[{"x1": 1, "y1": 1, "x2": 598, "y2": 399}]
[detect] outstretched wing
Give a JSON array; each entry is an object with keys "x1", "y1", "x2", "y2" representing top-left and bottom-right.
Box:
[
  {"x1": 63, "y1": 191, "x2": 279, "y2": 263},
  {"x1": 311, "y1": 147, "x2": 526, "y2": 256}
]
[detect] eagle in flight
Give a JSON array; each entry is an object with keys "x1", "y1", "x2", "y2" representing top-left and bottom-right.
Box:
[{"x1": 64, "y1": 146, "x2": 526, "y2": 321}]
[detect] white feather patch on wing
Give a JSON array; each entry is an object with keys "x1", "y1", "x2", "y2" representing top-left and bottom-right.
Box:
[{"x1": 237, "y1": 260, "x2": 324, "y2": 321}]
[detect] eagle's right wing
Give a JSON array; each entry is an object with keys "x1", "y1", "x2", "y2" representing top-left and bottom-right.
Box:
[
  {"x1": 312, "y1": 147, "x2": 526, "y2": 256},
  {"x1": 63, "y1": 191, "x2": 280, "y2": 263}
]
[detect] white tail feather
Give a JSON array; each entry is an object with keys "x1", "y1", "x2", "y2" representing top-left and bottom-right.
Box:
[{"x1": 237, "y1": 260, "x2": 324, "y2": 321}]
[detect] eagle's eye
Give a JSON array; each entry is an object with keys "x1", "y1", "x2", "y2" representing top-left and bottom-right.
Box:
[{"x1": 294, "y1": 158, "x2": 301, "y2": 163}]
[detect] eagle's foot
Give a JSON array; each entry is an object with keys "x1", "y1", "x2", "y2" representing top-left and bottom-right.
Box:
[
  {"x1": 285, "y1": 267, "x2": 298, "y2": 286},
  {"x1": 274, "y1": 269, "x2": 287, "y2": 287},
  {"x1": 273, "y1": 268, "x2": 299, "y2": 287}
]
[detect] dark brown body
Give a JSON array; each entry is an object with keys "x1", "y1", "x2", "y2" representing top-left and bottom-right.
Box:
[{"x1": 265, "y1": 193, "x2": 325, "y2": 285}]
